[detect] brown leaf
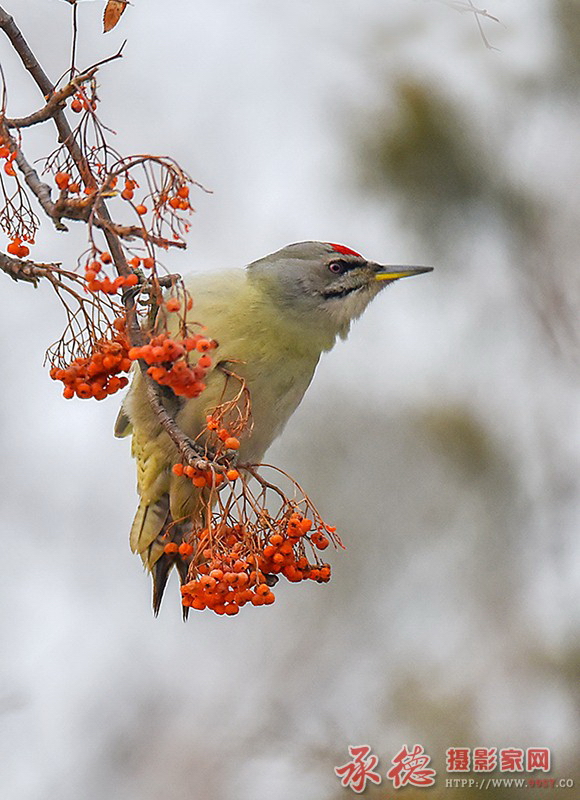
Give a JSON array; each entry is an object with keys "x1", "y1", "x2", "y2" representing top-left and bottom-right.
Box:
[{"x1": 103, "y1": 0, "x2": 128, "y2": 33}]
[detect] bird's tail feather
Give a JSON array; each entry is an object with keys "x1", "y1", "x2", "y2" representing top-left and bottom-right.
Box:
[
  {"x1": 129, "y1": 495, "x2": 192, "y2": 617},
  {"x1": 152, "y1": 551, "x2": 190, "y2": 618},
  {"x1": 130, "y1": 496, "x2": 170, "y2": 555}
]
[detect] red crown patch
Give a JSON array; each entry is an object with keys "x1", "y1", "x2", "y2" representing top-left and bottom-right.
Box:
[{"x1": 328, "y1": 243, "x2": 362, "y2": 258}]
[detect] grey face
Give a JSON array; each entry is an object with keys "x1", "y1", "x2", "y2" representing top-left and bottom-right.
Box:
[
  {"x1": 248, "y1": 241, "x2": 375, "y2": 305},
  {"x1": 247, "y1": 241, "x2": 432, "y2": 334}
]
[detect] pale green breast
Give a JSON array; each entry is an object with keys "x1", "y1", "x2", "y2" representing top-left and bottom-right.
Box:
[{"x1": 174, "y1": 269, "x2": 326, "y2": 462}]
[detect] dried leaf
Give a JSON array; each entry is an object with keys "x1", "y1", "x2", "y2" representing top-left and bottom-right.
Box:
[{"x1": 103, "y1": 0, "x2": 128, "y2": 33}]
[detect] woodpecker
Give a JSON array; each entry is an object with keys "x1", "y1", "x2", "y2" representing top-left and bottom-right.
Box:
[{"x1": 115, "y1": 241, "x2": 432, "y2": 612}]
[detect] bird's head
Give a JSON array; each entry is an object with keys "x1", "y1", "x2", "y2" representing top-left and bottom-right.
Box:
[{"x1": 247, "y1": 241, "x2": 432, "y2": 340}]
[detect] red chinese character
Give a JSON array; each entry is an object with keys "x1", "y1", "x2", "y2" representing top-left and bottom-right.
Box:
[
  {"x1": 334, "y1": 745, "x2": 382, "y2": 794},
  {"x1": 473, "y1": 747, "x2": 497, "y2": 772},
  {"x1": 446, "y1": 748, "x2": 470, "y2": 772},
  {"x1": 387, "y1": 744, "x2": 436, "y2": 788},
  {"x1": 500, "y1": 748, "x2": 524, "y2": 772},
  {"x1": 527, "y1": 748, "x2": 550, "y2": 772}
]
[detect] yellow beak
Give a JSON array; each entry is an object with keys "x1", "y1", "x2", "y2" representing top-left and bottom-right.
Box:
[{"x1": 374, "y1": 265, "x2": 434, "y2": 281}]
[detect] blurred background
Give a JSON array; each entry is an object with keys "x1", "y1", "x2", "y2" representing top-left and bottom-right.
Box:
[{"x1": 1, "y1": 1, "x2": 579, "y2": 798}]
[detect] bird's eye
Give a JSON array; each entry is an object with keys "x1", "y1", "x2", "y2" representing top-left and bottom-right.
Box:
[{"x1": 328, "y1": 261, "x2": 345, "y2": 274}]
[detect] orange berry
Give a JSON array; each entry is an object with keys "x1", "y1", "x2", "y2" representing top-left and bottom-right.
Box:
[
  {"x1": 165, "y1": 297, "x2": 181, "y2": 312},
  {"x1": 6, "y1": 241, "x2": 20, "y2": 256},
  {"x1": 123, "y1": 274, "x2": 139, "y2": 287},
  {"x1": 168, "y1": 196, "x2": 181, "y2": 209},
  {"x1": 3, "y1": 161, "x2": 15, "y2": 176},
  {"x1": 76, "y1": 383, "x2": 93, "y2": 399},
  {"x1": 197, "y1": 354, "x2": 212, "y2": 369},
  {"x1": 226, "y1": 469, "x2": 239, "y2": 481},
  {"x1": 172, "y1": 463, "x2": 184, "y2": 476},
  {"x1": 100, "y1": 252, "x2": 112, "y2": 264},
  {"x1": 177, "y1": 186, "x2": 190, "y2": 198},
  {"x1": 121, "y1": 188, "x2": 134, "y2": 200},
  {"x1": 128, "y1": 256, "x2": 141, "y2": 268},
  {"x1": 70, "y1": 98, "x2": 83, "y2": 113},
  {"x1": 251, "y1": 594, "x2": 265, "y2": 606},
  {"x1": 63, "y1": 387, "x2": 74, "y2": 399},
  {"x1": 142, "y1": 257, "x2": 155, "y2": 269},
  {"x1": 163, "y1": 542, "x2": 179, "y2": 554},
  {"x1": 55, "y1": 171, "x2": 70, "y2": 190},
  {"x1": 224, "y1": 437, "x2": 240, "y2": 451},
  {"x1": 178, "y1": 542, "x2": 194, "y2": 557},
  {"x1": 269, "y1": 534, "x2": 283, "y2": 546},
  {"x1": 68, "y1": 182, "x2": 80, "y2": 193},
  {"x1": 135, "y1": 204, "x2": 147, "y2": 215}
]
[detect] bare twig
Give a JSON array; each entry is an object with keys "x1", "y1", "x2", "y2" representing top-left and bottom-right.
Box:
[
  {"x1": 428, "y1": 0, "x2": 500, "y2": 49},
  {"x1": 93, "y1": 218, "x2": 188, "y2": 249}
]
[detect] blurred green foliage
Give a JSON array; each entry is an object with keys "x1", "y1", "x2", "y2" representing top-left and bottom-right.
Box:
[{"x1": 361, "y1": 81, "x2": 486, "y2": 214}]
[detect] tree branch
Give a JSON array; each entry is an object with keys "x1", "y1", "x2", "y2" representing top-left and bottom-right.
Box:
[
  {"x1": 0, "y1": 251, "x2": 59, "y2": 285},
  {"x1": 4, "y1": 67, "x2": 98, "y2": 129},
  {"x1": 0, "y1": 5, "x2": 206, "y2": 472},
  {"x1": 142, "y1": 374, "x2": 214, "y2": 471}
]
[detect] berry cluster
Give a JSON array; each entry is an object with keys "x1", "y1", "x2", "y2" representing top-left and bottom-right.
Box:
[
  {"x1": 120, "y1": 177, "x2": 138, "y2": 201},
  {"x1": 128, "y1": 255, "x2": 155, "y2": 270},
  {"x1": 70, "y1": 90, "x2": 96, "y2": 114},
  {"x1": 118, "y1": 174, "x2": 191, "y2": 217},
  {"x1": 84, "y1": 253, "x2": 139, "y2": 294},
  {"x1": 257, "y1": 512, "x2": 332, "y2": 580},
  {"x1": 50, "y1": 318, "x2": 131, "y2": 399},
  {"x1": 6, "y1": 236, "x2": 31, "y2": 258},
  {"x1": 205, "y1": 415, "x2": 241, "y2": 453},
  {"x1": 165, "y1": 185, "x2": 191, "y2": 212},
  {"x1": 179, "y1": 540, "x2": 276, "y2": 615},
  {"x1": 178, "y1": 511, "x2": 333, "y2": 616},
  {"x1": 128, "y1": 332, "x2": 217, "y2": 398},
  {"x1": 54, "y1": 170, "x2": 118, "y2": 197},
  {"x1": 172, "y1": 462, "x2": 239, "y2": 489},
  {"x1": 162, "y1": 541, "x2": 194, "y2": 558},
  {"x1": 0, "y1": 143, "x2": 17, "y2": 177}
]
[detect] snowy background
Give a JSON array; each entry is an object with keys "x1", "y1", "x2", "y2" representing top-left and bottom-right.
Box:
[{"x1": 0, "y1": 1, "x2": 579, "y2": 798}]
